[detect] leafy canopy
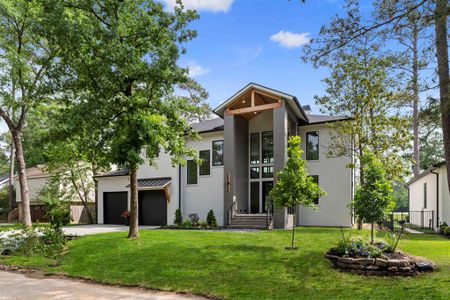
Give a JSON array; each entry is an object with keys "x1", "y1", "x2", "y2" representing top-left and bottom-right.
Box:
[
  {"x1": 269, "y1": 136, "x2": 326, "y2": 209},
  {"x1": 353, "y1": 150, "x2": 395, "y2": 225}
]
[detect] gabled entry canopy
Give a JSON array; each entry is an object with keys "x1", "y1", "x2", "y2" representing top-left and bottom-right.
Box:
[{"x1": 214, "y1": 83, "x2": 309, "y2": 122}]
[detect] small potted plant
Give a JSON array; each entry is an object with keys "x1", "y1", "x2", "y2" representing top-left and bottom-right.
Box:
[{"x1": 121, "y1": 210, "x2": 130, "y2": 226}]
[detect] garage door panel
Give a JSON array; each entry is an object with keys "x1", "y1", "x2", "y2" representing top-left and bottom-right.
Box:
[
  {"x1": 139, "y1": 190, "x2": 167, "y2": 226},
  {"x1": 104, "y1": 192, "x2": 127, "y2": 225}
]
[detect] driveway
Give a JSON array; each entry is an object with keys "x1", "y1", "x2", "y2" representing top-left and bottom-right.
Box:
[
  {"x1": 0, "y1": 270, "x2": 206, "y2": 300},
  {"x1": 62, "y1": 224, "x2": 159, "y2": 236}
]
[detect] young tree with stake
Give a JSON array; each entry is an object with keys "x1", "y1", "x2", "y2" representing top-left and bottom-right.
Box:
[
  {"x1": 353, "y1": 150, "x2": 395, "y2": 244},
  {"x1": 269, "y1": 136, "x2": 326, "y2": 250}
]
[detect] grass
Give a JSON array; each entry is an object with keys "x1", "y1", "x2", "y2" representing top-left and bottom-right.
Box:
[{"x1": 1, "y1": 227, "x2": 449, "y2": 299}]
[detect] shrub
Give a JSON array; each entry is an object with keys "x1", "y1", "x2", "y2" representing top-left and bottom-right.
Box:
[
  {"x1": 38, "y1": 226, "x2": 66, "y2": 258},
  {"x1": 45, "y1": 197, "x2": 71, "y2": 229},
  {"x1": 181, "y1": 220, "x2": 193, "y2": 228},
  {"x1": 206, "y1": 210, "x2": 217, "y2": 227},
  {"x1": 198, "y1": 221, "x2": 209, "y2": 229},
  {"x1": 444, "y1": 226, "x2": 450, "y2": 237},
  {"x1": 439, "y1": 222, "x2": 448, "y2": 234},
  {"x1": 335, "y1": 237, "x2": 383, "y2": 258},
  {"x1": 188, "y1": 213, "x2": 199, "y2": 226},
  {"x1": 174, "y1": 209, "x2": 183, "y2": 226}
]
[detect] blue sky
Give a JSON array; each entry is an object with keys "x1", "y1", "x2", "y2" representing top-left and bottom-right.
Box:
[
  {"x1": 1, "y1": 0, "x2": 349, "y2": 133},
  {"x1": 176, "y1": 0, "x2": 347, "y2": 113}
]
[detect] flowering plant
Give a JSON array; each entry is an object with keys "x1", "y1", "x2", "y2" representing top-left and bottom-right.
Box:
[{"x1": 121, "y1": 211, "x2": 130, "y2": 218}]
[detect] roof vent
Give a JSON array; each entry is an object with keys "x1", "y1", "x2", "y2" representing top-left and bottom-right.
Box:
[{"x1": 302, "y1": 105, "x2": 312, "y2": 115}]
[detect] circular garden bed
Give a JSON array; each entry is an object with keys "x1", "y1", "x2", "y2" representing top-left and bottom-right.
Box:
[{"x1": 325, "y1": 249, "x2": 435, "y2": 276}]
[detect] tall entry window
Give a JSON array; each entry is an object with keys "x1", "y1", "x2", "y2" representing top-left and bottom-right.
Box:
[
  {"x1": 249, "y1": 131, "x2": 274, "y2": 213},
  {"x1": 262, "y1": 131, "x2": 273, "y2": 164},
  {"x1": 250, "y1": 133, "x2": 260, "y2": 165}
]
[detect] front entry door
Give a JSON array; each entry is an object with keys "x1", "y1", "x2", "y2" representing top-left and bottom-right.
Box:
[{"x1": 262, "y1": 181, "x2": 273, "y2": 213}]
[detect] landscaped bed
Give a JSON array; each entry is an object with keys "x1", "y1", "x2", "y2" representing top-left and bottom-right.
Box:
[{"x1": 0, "y1": 227, "x2": 449, "y2": 299}]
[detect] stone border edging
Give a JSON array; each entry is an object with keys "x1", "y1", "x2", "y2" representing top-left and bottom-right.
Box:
[{"x1": 324, "y1": 252, "x2": 434, "y2": 276}]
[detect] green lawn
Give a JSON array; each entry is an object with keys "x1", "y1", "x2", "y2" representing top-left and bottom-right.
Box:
[{"x1": 1, "y1": 227, "x2": 449, "y2": 299}]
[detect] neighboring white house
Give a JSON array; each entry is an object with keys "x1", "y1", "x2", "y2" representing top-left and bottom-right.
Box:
[
  {"x1": 0, "y1": 174, "x2": 9, "y2": 190},
  {"x1": 95, "y1": 83, "x2": 354, "y2": 229},
  {"x1": 406, "y1": 161, "x2": 450, "y2": 231},
  {"x1": 15, "y1": 165, "x2": 95, "y2": 223}
]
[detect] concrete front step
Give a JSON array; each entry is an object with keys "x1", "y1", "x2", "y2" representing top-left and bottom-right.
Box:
[{"x1": 228, "y1": 214, "x2": 270, "y2": 229}]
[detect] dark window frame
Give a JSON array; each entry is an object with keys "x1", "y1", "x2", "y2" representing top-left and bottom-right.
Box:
[
  {"x1": 199, "y1": 150, "x2": 211, "y2": 176},
  {"x1": 250, "y1": 167, "x2": 260, "y2": 179},
  {"x1": 262, "y1": 166, "x2": 273, "y2": 178},
  {"x1": 187, "y1": 160, "x2": 198, "y2": 185},
  {"x1": 262, "y1": 131, "x2": 274, "y2": 164},
  {"x1": 212, "y1": 140, "x2": 224, "y2": 166},
  {"x1": 306, "y1": 131, "x2": 319, "y2": 160},
  {"x1": 250, "y1": 132, "x2": 260, "y2": 165}
]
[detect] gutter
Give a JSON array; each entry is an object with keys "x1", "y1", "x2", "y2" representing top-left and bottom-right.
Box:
[{"x1": 430, "y1": 169, "x2": 439, "y2": 229}]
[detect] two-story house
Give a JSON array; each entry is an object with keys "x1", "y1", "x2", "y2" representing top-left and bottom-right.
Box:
[{"x1": 95, "y1": 83, "x2": 354, "y2": 229}]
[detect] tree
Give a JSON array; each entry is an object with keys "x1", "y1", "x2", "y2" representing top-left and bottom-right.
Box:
[
  {"x1": 51, "y1": 0, "x2": 208, "y2": 238},
  {"x1": 374, "y1": 0, "x2": 432, "y2": 176},
  {"x1": 315, "y1": 47, "x2": 412, "y2": 184},
  {"x1": 301, "y1": 0, "x2": 450, "y2": 197},
  {"x1": 0, "y1": 0, "x2": 60, "y2": 227},
  {"x1": 353, "y1": 150, "x2": 395, "y2": 244},
  {"x1": 269, "y1": 136, "x2": 326, "y2": 250}
]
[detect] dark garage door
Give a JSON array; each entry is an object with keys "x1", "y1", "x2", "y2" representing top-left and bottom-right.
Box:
[
  {"x1": 104, "y1": 192, "x2": 127, "y2": 225},
  {"x1": 139, "y1": 190, "x2": 167, "y2": 226}
]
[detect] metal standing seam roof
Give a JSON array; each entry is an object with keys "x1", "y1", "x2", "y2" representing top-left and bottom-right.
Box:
[{"x1": 126, "y1": 177, "x2": 172, "y2": 189}]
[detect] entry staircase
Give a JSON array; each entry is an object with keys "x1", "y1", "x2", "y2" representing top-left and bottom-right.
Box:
[
  {"x1": 227, "y1": 214, "x2": 271, "y2": 229},
  {"x1": 226, "y1": 201, "x2": 273, "y2": 229}
]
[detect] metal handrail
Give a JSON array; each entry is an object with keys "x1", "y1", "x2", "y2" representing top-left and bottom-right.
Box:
[{"x1": 226, "y1": 199, "x2": 237, "y2": 226}]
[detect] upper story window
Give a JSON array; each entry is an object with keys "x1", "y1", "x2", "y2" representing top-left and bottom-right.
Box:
[
  {"x1": 187, "y1": 160, "x2": 197, "y2": 185},
  {"x1": 423, "y1": 182, "x2": 427, "y2": 209},
  {"x1": 306, "y1": 131, "x2": 319, "y2": 160},
  {"x1": 199, "y1": 150, "x2": 211, "y2": 176},
  {"x1": 212, "y1": 140, "x2": 224, "y2": 166},
  {"x1": 250, "y1": 132, "x2": 260, "y2": 165},
  {"x1": 262, "y1": 131, "x2": 273, "y2": 164}
]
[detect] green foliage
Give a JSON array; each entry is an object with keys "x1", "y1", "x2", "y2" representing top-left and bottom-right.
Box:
[
  {"x1": 314, "y1": 50, "x2": 412, "y2": 182},
  {"x1": 38, "y1": 226, "x2": 66, "y2": 258},
  {"x1": 353, "y1": 150, "x2": 395, "y2": 243},
  {"x1": 392, "y1": 181, "x2": 408, "y2": 211},
  {"x1": 269, "y1": 136, "x2": 326, "y2": 209},
  {"x1": 174, "y1": 209, "x2": 183, "y2": 226},
  {"x1": 206, "y1": 210, "x2": 217, "y2": 227},
  {"x1": 41, "y1": 184, "x2": 71, "y2": 229}
]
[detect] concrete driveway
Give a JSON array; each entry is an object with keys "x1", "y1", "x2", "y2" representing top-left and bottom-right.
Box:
[
  {"x1": 62, "y1": 224, "x2": 159, "y2": 236},
  {"x1": 0, "y1": 270, "x2": 206, "y2": 300}
]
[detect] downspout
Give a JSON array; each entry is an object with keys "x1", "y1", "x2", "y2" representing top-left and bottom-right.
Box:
[
  {"x1": 178, "y1": 164, "x2": 182, "y2": 210},
  {"x1": 431, "y1": 169, "x2": 439, "y2": 230}
]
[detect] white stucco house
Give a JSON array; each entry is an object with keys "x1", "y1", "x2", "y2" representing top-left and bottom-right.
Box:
[
  {"x1": 406, "y1": 161, "x2": 450, "y2": 231},
  {"x1": 95, "y1": 83, "x2": 354, "y2": 229}
]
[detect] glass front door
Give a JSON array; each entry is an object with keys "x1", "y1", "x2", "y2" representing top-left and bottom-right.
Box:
[{"x1": 249, "y1": 131, "x2": 273, "y2": 213}]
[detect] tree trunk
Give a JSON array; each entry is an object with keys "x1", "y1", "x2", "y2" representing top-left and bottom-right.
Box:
[
  {"x1": 8, "y1": 140, "x2": 14, "y2": 212},
  {"x1": 12, "y1": 132, "x2": 31, "y2": 227},
  {"x1": 434, "y1": 1, "x2": 450, "y2": 197},
  {"x1": 412, "y1": 20, "x2": 420, "y2": 176},
  {"x1": 291, "y1": 211, "x2": 296, "y2": 249},
  {"x1": 69, "y1": 170, "x2": 94, "y2": 224},
  {"x1": 370, "y1": 222, "x2": 374, "y2": 244},
  {"x1": 128, "y1": 166, "x2": 139, "y2": 238}
]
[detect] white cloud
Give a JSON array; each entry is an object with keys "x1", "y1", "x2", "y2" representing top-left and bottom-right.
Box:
[
  {"x1": 163, "y1": 0, "x2": 233, "y2": 13},
  {"x1": 186, "y1": 61, "x2": 210, "y2": 77},
  {"x1": 270, "y1": 31, "x2": 311, "y2": 48}
]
